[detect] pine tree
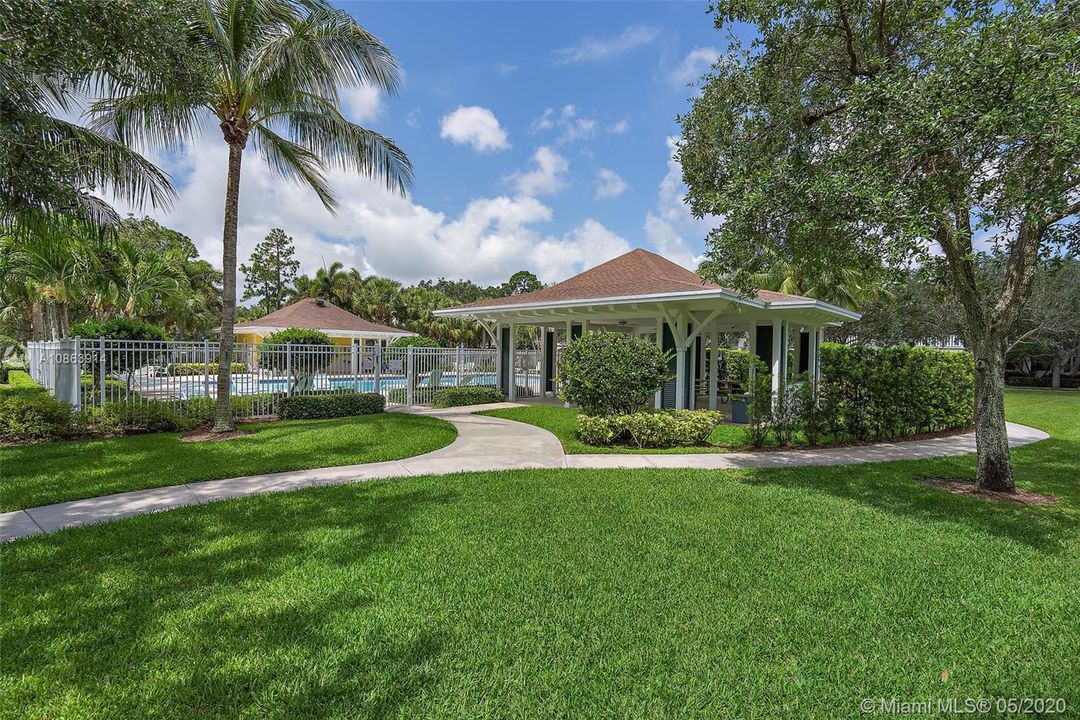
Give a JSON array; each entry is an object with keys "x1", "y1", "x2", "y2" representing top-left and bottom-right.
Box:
[{"x1": 240, "y1": 229, "x2": 300, "y2": 314}]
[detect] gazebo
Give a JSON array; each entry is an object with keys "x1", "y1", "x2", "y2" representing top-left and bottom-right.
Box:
[
  {"x1": 434, "y1": 249, "x2": 860, "y2": 409},
  {"x1": 234, "y1": 297, "x2": 414, "y2": 348}
]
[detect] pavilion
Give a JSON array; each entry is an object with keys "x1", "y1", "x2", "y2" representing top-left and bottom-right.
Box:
[{"x1": 434, "y1": 249, "x2": 860, "y2": 410}]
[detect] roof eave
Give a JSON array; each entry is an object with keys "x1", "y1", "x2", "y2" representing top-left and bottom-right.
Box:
[{"x1": 434, "y1": 288, "x2": 766, "y2": 317}]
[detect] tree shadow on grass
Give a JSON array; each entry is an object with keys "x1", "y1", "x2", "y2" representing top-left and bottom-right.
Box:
[
  {"x1": 731, "y1": 445, "x2": 1079, "y2": 554},
  {"x1": 2, "y1": 483, "x2": 458, "y2": 719}
]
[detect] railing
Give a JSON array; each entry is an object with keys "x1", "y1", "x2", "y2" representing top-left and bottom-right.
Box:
[{"x1": 25, "y1": 339, "x2": 499, "y2": 418}]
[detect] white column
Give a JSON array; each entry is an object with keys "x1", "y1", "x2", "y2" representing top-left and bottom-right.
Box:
[
  {"x1": 688, "y1": 329, "x2": 698, "y2": 410},
  {"x1": 495, "y1": 324, "x2": 503, "y2": 394},
  {"x1": 565, "y1": 320, "x2": 573, "y2": 407},
  {"x1": 806, "y1": 326, "x2": 818, "y2": 385},
  {"x1": 770, "y1": 318, "x2": 782, "y2": 401},
  {"x1": 708, "y1": 323, "x2": 719, "y2": 410},
  {"x1": 675, "y1": 315, "x2": 687, "y2": 410},
  {"x1": 508, "y1": 322, "x2": 517, "y2": 400},
  {"x1": 814, "y1": 328, "x2": 825, "y2": 385},
  {"x1": 581, "y1": 319, "x2": 589, "y2": 334},
  {"x1": 538, "y1": 327, "x2": 548, "y2": 396},
  {"x1": 654, "y1": 316, "x2": 664, "y2": 409}
]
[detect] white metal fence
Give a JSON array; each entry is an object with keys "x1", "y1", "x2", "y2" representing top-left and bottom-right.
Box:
[{"x1": 25, "y1": 339, "x2": 499, "y2": 418}]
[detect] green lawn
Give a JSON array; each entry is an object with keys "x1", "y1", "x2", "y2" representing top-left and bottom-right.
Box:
[
  {"x1": 0, "y1": 413, "x2": 456, "y2": 512},
  {"x1": 478, "y1": 404, "x2": 749, "y2": 453},
  {"x1": 1, "y1": 389, "x2": 1076, "y2": 718}
]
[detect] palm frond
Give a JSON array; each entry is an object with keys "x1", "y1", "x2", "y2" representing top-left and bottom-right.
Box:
[
  {"x1": 277, "y1": 108, "x2": 413, "y2": 195},
  {"x1": 89, "y1": 92, "x2": 205, "y2": 153},
  {"x1": 251, "y1": 124, "x2": 336, "y2": 210}
]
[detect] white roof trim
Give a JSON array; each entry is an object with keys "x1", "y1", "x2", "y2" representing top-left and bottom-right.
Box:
[
  {"x1": 434, "y1": 288, "x2": 860, "y2": 322},
  {"x1": 234, "y1": 325, "x2": 415, "y2": 339}
]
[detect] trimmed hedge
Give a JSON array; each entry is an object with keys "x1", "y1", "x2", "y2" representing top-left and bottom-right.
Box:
[
  {"x1": 277, "y1": 392, "x2": 384, "y2": 420},
  {"x1": 814, "y1": 344, "x2": 974, "y2": 442},
  {"x1": 578, "y1": 410, "x2": 724, "y2": 448},
  {"x1": 0, "y1": 385, "x2": 72, "y2": 443},
  {"x1": 167, "y1": 362, "x2": 247, "y2": 376},
  {"x1": 1005, "y1": 375, "x2": 1079, "y2": 389},
  {"x1": 75, "y1": 402, "x2": 193, "y2": 436},
  {"x1": 69, "y1": 318, "x2": 167, "y2": 342},
  {"x1": 388, "y1": 335, "x2": 440, "y2": 349},
  {"x1": 431, "y1": 386, "x2": 505, "y2": 408}
]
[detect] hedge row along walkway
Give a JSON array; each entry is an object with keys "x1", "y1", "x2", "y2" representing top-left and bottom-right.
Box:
[{"x1": 0, "y1": 403, "x2": 1048, "y2": 542}]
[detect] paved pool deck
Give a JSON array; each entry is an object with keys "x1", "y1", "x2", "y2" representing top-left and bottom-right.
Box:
[{"x1": 0, "y1": 404, "x2": 1049, "y2": 542}]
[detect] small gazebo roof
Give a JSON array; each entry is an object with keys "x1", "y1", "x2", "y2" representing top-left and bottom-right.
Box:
[
  {"x1": 235, "y1": 298, "x2": 414, "y2": 339},
  {"x1": 436, "y1": 249, "x2": 858, "y2": 325}
]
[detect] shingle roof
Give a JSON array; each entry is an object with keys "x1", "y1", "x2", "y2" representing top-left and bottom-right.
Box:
[
  {"x1": 235, "y1": 298, "x2": 412, "y2": 335},
  {"x1": 448, "y1": 249, "x2": 809, "y2": 310}
]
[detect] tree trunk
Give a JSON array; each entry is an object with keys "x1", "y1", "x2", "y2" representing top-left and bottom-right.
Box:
[
  {"x1": 971, "y1": 334, "x2": 1014, "y2": 492},
  {"x1": 31, "y1": 302, "x2": 44, "y2": 342},
  {"x1": 214, "y1": 141, "x2": 243, "y2": 432},
  {"x1": 1050, "y1": 354, "x2": 1061, "y2": 389}
]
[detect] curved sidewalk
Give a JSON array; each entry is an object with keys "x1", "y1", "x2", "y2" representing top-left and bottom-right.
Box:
[{"x1": 0, "y1": 404, "x2": 1048, "y2": 542}]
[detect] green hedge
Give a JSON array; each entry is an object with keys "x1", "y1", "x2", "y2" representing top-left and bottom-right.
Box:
[
  {"x1": 431, "y1": 386, "x2": 505, "y2": 408},
  {"x1": 277, "y1": 392, "x2": 384, "y2": 420},
  {"x1": 0, "y1": 385, "x2": 72, "y2": 443},
  {"x1": 388, "y1": 335, "x2": 439, "y2": 348},
  {"x1": 815, "y1": 344, "x2": 974, "y2": 442},
  {"x1": 75, "y1": 402, "x2": 193, "y2": 436},
  {"x1": 1005, "y1": 375, "x2": 1079, "y2": 389},
  {"x1": 167, "y1": 362, "x2": 247, "y2": 376},
  {"x1": 558, "y1": 331, "x2": 673, "y2": 414},
  {"x1": 578, "y1": 410, "x2": 724, "y2": 448}
]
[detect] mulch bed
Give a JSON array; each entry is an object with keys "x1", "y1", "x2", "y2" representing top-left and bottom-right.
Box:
[{"x1": 916, "y1": 476, "x2": 1059, "y2": 506}]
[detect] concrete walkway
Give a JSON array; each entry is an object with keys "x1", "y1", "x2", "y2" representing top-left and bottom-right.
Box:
[{"x1": 0, "y1": 404, "x2": 1048, "y2": 542}]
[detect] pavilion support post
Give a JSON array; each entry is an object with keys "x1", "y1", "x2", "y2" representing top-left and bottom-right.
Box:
[
  {"x1": 564, "y1": 320, "x2": 573, "y2": 406},
  {"x1": 675, "y1": 315, "x2": 688, "y2": 410},
  {"x1": 770, "y1": 319, "x2": 782, "y2": 405},
  {"x1": 654, "y1": 315, "x2": 664, "y2": 409},
  {"x1": 508, "y1": 322, "x2": 517, "y2": 400},
  {"x1": 708, "y1": 323, "x2": 719, "y2": 411},
  {"x1": 814, "y1": 328, "x2": 824, "y2": 386},
  {"x1": 807, "y1": 326, "x2": 819, "y2": 387}
]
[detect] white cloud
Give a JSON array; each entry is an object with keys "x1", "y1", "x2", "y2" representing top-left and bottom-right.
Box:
[
  {"x1": 495, "y1": 62, "x2": 518, "y2": 75},
  {"x1": 608, "y1": 119, "x2": 629, "y2": 135},
  {"x1": 595, "y1": 169, "x2": 628, "y2": 199},
  {"x1": 668, "y1": 47, "x2": 722, "y2": 87},
  {"x1": 554, "y1": 24, "x2": 661, "y2": 65},
  {"x1": 643, "y1": 136, "x2": 717, "y2": 269},
  {"x1": 340, "y1": 84, "x2": 383, "y2": 124},
  {"x1": 509, "y1": 146, "x2": 569, "y2": 197},
  {"x1": 104, "y1": 132, "x2": 617, "y2": 288},
  {"x1": 439, "y1": 105, "x2": 510, "y2": 152},
  {"x1": 530, "y1": 104, "x2": 597, "y2": 145}
]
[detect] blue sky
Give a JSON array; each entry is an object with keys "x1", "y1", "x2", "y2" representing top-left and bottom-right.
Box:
[{"x1": 122, "y1": 2, "x2": 742, "y2": 287}]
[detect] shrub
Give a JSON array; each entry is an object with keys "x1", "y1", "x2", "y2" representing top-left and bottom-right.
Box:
[
  {"x1": 431, "y1": 386, "x2": 505, "y2": 408},
  {"x1": 717, "y1": 349, "x2": 752, "y2": 387},
  {"x1": 818, "y1": 344, "x2": 974, "y2": 442},
  {"x1": 577, "y1": 410, "x2": 723, "y2": 448},
  {"x1": 277, "y1": 392, "x2": 384, "y2": 420},
  {"x1": 167, "y1": 362, "x2": 247, "y2": 376},
  {"x1": 742, "y1": 363, "x2": 774, "y2": 448},
  {"x1": 0, "y1": 387, "x2": 72, "y2": 443},
  {"x1": 69, "y1": 318, "x2": 167, "y2": 342},
  {"x1": 75, "y1": 402, "x2": 192, "y2": 436},
  {"x1": 1005, "y1": 375, "x2": 1079, "y2": 388},
  {"x1": 558, "y1": 331, "x2": 673, "y2": 415},
  {"x1": 174, "y1": 394, "x2": 281, "y2": 424},
  {"x1": 387, "y1": 335, "x2": 440, "y2": 349},
  {"x1": 0, "y1": 365, "x2": 8, "y2": 384}
]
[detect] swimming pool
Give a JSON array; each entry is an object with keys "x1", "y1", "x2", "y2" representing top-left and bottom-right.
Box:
[{"x1": 179, "y1": 372, "x2": 505, "y2": 397}]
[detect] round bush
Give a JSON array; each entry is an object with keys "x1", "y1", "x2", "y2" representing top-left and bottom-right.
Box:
[
  {"x1": 388, "y1": 335, "x2": 440, "y2": 349},
  {"x1": 258, "y1": 328, "x2": 334, "y2": 375},
  {"x1": 557, "y1": 331, "x2": 673, "y2": 415}
]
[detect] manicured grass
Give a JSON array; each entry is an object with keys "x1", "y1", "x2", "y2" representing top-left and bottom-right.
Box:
[
  {"x1": 1, "y1": 390, "x2": 1076, "y2": 718},
  {"x1": 0, "y1": 413, "x2": 456, "y2": 512},
  {"x1": 478, "y1": 404, "x2": 749, "y2": 453}
]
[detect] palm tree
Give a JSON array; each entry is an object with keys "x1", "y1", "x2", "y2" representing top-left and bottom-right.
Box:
[
  {"x1": 311, "y1": 261, "x2": 350, "y2": 305},
  {"x1": 93, "y1": 0, "x2": 412, "y2": 431}
]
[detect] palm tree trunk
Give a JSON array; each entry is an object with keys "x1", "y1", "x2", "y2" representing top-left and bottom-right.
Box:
[
  {"x1": 31, "y1": 302, "x2": 44, "y2": 341},
  {"x1": 214, "y1": 142, "x2": 243, "y2": 432}
]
